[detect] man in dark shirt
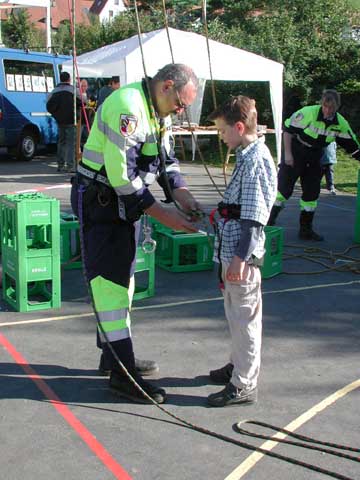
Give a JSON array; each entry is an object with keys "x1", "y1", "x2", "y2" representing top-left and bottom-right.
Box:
[{"x1": 47, "y1": 71, "x2": 81, "y2": 173}]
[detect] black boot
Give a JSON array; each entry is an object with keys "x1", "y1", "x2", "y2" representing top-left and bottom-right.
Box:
[
  {"x1": 298, "y1": 211, "x2": 324, "y2": 241},
  {"x1": 99, "y1": 354, "x2": 159, "y2": 377},
  {"x1": 267, "y1": 205, "x2": 283, "y2": 226}
]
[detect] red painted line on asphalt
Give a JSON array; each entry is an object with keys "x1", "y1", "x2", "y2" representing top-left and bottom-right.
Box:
[{"x1": 0, "y1": 333, "x2": 132, "y2": 480}]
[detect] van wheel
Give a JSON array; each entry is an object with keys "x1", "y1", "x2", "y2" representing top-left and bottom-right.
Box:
[{"x1": 16, "y1": 131, "x2": 37, "y2": 161}]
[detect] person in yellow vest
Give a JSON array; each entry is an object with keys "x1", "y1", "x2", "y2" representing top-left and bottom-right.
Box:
[
  {"x1": 71, "y1": 64, "x2": 201, "y2": 404},
  {"x1": 268, "y1": 90, "x2": 360, "y2": 240}
]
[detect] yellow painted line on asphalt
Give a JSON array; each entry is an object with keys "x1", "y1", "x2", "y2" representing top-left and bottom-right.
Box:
[
  {"x1": 224, "y1": 378, "x2": 360, "y2": 480},
  {"x1": 1, "y1": 279, "x2": 359, "y2": 328},
  {"x1": 0, "y1": 312, "x2": 93, "y2": 327}
]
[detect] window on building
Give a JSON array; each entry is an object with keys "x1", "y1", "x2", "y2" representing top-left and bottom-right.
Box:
[{"x1": 109, "y1": 10, "x2": 114, "y2": 18}]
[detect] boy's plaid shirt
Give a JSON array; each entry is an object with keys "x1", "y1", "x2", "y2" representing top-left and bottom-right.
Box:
[{"x1": 214, "y1": 139, "x2": 277, "y2": 263}]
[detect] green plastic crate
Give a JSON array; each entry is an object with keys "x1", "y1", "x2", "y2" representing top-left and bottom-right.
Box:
[
  {"x1": 0, "y1": 192, "x2": 61, "y2": 312},
  {"x1": 354, "y1": 170, "x2": 360, "y2": 243},
  {"x1": 260, "y1": 226, "x2": 284, "y2": 279},
  {"x1": 155, "y1": 229, "x2": 214, "y2": 272},
  {"x1": 60, "y1": 212, "x2": 82, "y2": 270},
  {"x1": 133, "y1": 246, "x2": 155, "y2": 301}
]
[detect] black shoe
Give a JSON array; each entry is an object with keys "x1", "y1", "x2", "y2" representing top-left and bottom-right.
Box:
[
  {"x1": 98, "y1": 354, "x2": 159, "y2": 377},
  {"x1": 109, "y1": 371, "x2": 166, "y2": 404},
  {"x1": 57, "y1": 166, "x2": 66, "y2": 172},
  {"x1": 207, "y1": 382, "x2": 257, "y2": 407},
  {"x1": 135, "y1": 358, "x2": 159, "y2": 376},
  {"x1": 298, "y1": 228, "x2": 324, "y2": 241},
  {"x1": 209, "y1": 363, "x2": 234, "y2": 384}
]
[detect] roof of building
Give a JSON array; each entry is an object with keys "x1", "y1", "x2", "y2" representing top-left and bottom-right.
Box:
[
  {"x1": 89, "y1": 0, "x2": 107, "y2": 15},
  {"x1": 2, "y1": 0, "x2": 93, "y2": 30}
]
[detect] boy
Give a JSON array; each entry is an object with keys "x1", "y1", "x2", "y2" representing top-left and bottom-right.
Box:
[{"x1": 207, "y1": 96, "x2": 277, "y2": 407}]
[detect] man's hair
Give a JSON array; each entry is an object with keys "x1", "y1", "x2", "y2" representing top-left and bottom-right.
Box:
[
  {"x1": 208, "y1": 95, "x2": 257, "y2": 132},
  {"x1": 110, "y1": 76, "x2": 120, "y2": 84},
  {"x1": 60, "y1": 71, "x2": 70, "y2": 83},
  {"x1": 153, "y1": 63, "x2": 199, "y2": 90},
  {"x1": 321, "y1": 89, "x2": 341, "y2": 108}
]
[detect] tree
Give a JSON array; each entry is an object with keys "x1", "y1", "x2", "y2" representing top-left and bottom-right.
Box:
[
  {"x1": 207, "y1": 0, "x2": 360, "y2": 103},
  {"x1": 2, "y1": 8, "x2": 45, "y2": 50}
]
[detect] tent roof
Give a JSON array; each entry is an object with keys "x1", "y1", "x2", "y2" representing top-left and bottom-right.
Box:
[{"x1": 63, "y1": 27, "x2": 283, "y2": 82}]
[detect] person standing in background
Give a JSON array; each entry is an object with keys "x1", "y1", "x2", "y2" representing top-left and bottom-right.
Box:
[
  {"x1": 268, "y1": 90, "x2": 360, "y2": 240},
  {"x1": 97, "y1": 75, "x2": 120, "y2": 108},
  {"x1": 321, "y1": 142, "x2": 337, "y2": 195},
  {"x1": 46, "y1": 71, "x2": 81, "y2": 173}
]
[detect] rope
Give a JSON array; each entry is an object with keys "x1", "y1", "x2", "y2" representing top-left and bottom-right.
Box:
[
  {"x1": 236, "y1": 420, "x2": 360, "y2": 457},
  {"x1": 162, "y1": 0, "x2": 175, "y2": 63},
  {"x1": 282, "y1": 244, "x2": 360, "y2": 275},
  {"x1": 201, "y1": 0, "x2": 227, "y2": 187},
  {"x1": 157, "y1": 0, "x2": 224, "y2": 198}
]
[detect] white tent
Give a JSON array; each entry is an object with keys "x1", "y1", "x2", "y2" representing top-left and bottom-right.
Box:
[{"x1": 63, "y1": 28, "x2": 283, "y2": 161}]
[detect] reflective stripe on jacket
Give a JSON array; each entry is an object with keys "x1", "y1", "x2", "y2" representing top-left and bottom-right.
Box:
[{"x1": 284, "y1": 105, "x2": 360, "y2": 158}]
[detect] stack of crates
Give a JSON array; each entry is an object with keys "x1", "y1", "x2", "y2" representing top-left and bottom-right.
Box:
[
  {"x1": 149, "y1": 218, "x2": 214, "y2": 272},
  {"x1": 0, "y1": 192, "x2": 61, "y2": 312},
  {"x1": 354, "y1": 170, "x2": 360, "y2": 243},
  {"x1": 133, "y1": 246, "x2": 155, "y2": 301},
  {"x1": 58, "y1": 213, "x2": 155, "y2": 300},
  {"x1": 260, "y1": 226, "x2": 284, "y2": 279},
  {"x1": 60, "y1": 212, "x2": 82, "y2": 269}
]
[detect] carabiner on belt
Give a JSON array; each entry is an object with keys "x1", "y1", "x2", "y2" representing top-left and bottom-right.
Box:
[{"x1": 141, "y1": 214, "x2": 157, "y2": 254}]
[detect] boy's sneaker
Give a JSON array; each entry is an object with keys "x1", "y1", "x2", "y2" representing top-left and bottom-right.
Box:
[
  {"x1": 207, "y1": 382, "x2": 257, "y2": 407},
  {"x1": 109, "y1": 371, "x2": 166, "y2": 404},
  {"x1": 209, "y1": 363, "x2": 233, "y2": 384},
  {"x1": 98, "y1": 354, "x2": 159, "y2": 377},
  {"x1": 330, "y1": 186, "x2": 337, "y2": 195}
]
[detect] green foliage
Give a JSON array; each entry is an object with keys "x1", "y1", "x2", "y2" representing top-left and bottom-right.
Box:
[
  {"x1": 2, "y1": 9, "x2": 45, "y2": 50},
  {"x1": 206, "y1": 0, "x2": 360, "y2": 102},
  {"x1": 53, "y1": 10, "x2": 164, "y2": 55}
]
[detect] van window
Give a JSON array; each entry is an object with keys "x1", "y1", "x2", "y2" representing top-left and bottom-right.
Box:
[{"x1": 3, "y1": 59, "x2": 55, "y2": 93}]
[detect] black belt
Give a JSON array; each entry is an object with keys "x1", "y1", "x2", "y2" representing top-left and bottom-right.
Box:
[
  {"x1": 217, "y1": 202, "x2": 241, "y2": 220},
  {"x1": 77, "y1": 164, "x2": 110, "y2": 187}
]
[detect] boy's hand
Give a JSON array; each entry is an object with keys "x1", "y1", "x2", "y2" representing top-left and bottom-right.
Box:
[{"x1": 226, "y1": 255, "x2": 247, "y2": 282}]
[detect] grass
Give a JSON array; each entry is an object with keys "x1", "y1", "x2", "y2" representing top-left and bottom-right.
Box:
[
  {"x1": 329, "y1": 149, "x2": 359, "y2": 195},
  {"x1": 349, "y1": 0, "x2": 360, "y2": 7}
]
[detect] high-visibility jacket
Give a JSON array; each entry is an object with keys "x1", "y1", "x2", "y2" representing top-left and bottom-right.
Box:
[
  {"x1": 284, "y1": 105, "x2": 360, "y2": 159},
  {"x1": 81, "y1": 79, "x2": 186, "y2": 219}
]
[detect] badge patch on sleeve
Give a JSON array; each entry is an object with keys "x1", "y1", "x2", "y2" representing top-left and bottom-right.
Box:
[
  {"x1": 120, "y1": 114, "x2": 138, "y2": 137},
  {"x1": 291, "y1": 112, "x2": 304, "y2": 126}
]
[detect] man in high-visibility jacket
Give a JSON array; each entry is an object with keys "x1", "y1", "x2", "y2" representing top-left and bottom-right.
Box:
[
  {"x1": 71, "y1": 64, "x2": 201, "y2": 404},
  {"x1": 268, "y1": 89, "x2": 360, "y2": 240}
]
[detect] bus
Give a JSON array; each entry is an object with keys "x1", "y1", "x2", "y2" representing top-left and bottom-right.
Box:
[{"x1": 0, "y1": 48, "x2": 71, "y2": 161}]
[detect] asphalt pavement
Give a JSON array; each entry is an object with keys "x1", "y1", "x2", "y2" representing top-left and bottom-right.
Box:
[{"x1": 0, "y1": 151, "x2": 359, "y2": 480}]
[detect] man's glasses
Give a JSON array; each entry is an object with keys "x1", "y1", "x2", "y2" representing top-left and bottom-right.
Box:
[{"x1": 175, "y1": 90, "x2": 189, "y2": 110}]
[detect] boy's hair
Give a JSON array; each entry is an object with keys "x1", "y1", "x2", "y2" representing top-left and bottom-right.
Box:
[
  {"x1": 208, "y1": 95, "x2": 257, "y2": 132},
  {"x1": 321, "y1": 89, "x2": 340, "y2": 108},
  {"x1": 60, "y1": 71, "x2": 70, "y2": 83}
]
